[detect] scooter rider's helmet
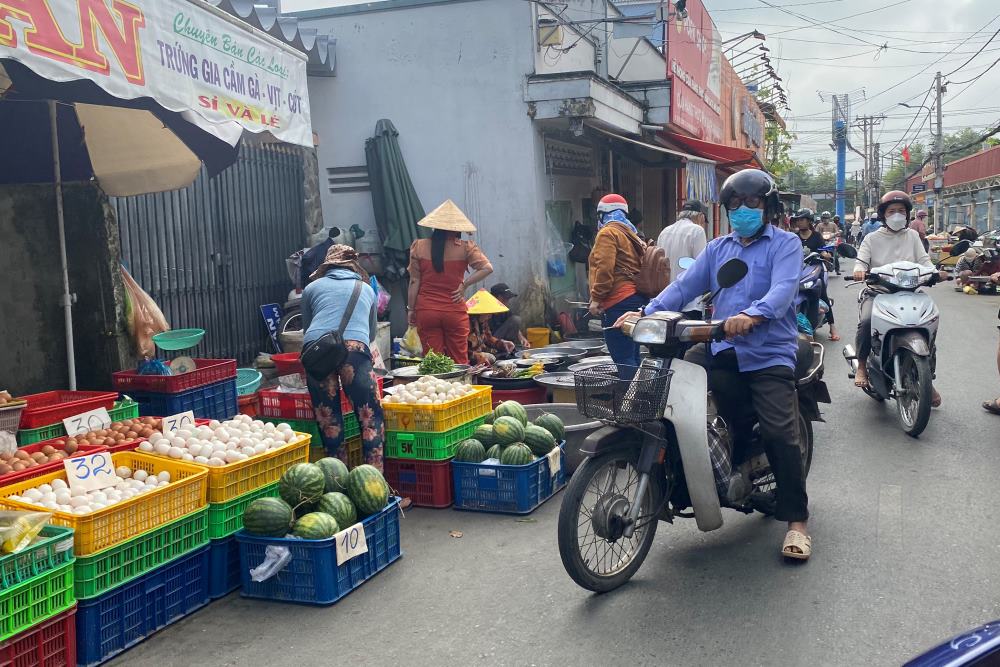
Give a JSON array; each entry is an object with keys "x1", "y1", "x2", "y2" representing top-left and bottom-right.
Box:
[
  {"x1": 876, "y1": 190, "x2": 913, "y2": 221},
  {"x1": 596, "y1": 193, "x2": 628, "y2": 214},
  {"x1": 719, "y1": 169, "x2": 781, "y2": 222},
  {"x1": 820, "y1": 210, "x2": 832, "y2": 220},
  {"x1": 789, "y1": 207, "x2": 814, "y2": 222}
]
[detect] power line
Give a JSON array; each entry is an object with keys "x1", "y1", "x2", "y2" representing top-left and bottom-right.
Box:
[{"x1": 943, "y1": 25, "x2": 1000, "y2": 76}]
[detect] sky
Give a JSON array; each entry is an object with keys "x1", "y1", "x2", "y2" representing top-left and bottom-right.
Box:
[{"x1": 702, "y1": 0, "x2": 1000, "y2": 175}]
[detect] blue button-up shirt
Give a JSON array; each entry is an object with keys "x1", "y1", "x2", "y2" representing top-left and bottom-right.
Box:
[{"x1": 643, "y1": 225, "x2": 801, "y2": 371}]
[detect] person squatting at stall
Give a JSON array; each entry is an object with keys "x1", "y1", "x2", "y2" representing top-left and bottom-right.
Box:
[{"x1": 466, "y1": 289, "x2": 517, "y2": 365}]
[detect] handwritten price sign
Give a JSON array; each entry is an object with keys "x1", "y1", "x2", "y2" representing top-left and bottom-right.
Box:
[
  {"x1": 334, "y1": 522, "x2": 368, "y2": 566},
  {"x1": 161, "y1": 411, "x2": 196, "y2": 433},
  {"x1": 63, "y1": 407, "x2": 112, "y2": 437},
  {"x1": 63, "y1": 452, "x2": 117, "y2": 492}
]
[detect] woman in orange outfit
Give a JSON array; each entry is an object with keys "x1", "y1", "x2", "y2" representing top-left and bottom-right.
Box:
[{"x1": 407, "y1": 200, "x2": 493, "y2": 364}]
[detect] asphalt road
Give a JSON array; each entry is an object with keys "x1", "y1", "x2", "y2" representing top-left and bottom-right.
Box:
[{"x1": 116, "y1": 283, "x2": 1000, "y2": 667}]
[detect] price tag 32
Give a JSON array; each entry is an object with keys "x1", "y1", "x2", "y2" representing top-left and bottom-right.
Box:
[
  {"x1": 161, "y1": 411, "x2": 196, "y2": 433},
  {"x1": 63, "y1": 452, "x2": 118, "y2": 492},
  {"x1": 63, "y1": 407, "x2": 112, "y2": 437},
  {"x1": 334, "y1": 522, "x2": 369, "y2": 566}
]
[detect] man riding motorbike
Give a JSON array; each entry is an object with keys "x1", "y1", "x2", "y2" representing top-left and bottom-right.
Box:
[
  {"x1": 792, "y1": 209, "x2": 841, "y2": 341},
  {"x1": 617, "y1": 168, "x2": 812, "y2": 560},
  {"x1": 853, "y1": 190, "x2": 945, "y2": 405},
  {"x1": 816, "y1": 211, "x2": 842, "y2": 275}
]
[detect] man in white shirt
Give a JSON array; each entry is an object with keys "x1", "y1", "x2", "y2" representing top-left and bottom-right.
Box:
[{"x1": 656, "y1": 200, "x2": 709, "y2": 284}]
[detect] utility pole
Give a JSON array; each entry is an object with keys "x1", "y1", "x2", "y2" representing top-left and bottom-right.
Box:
[{"x1": 933, "y1": 71, "x2": 946, "y2": 233}]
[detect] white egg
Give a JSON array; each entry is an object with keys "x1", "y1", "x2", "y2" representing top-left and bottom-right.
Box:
[
  {"x1": 185, "y1": 443, "x2": 201, "y2": 457},
  {"x1": 157, "y1": 471, "x2": 171, "y2": 483},
  {"x1": 171, "y1": 437, "x2": 186, "y2": 448},
  {"x1": 50, "y1": 478, "x2": 67, "y2": 490},
  {"x1": 194, "y1": 455, "x2": 209, "y2": 464},
  {"x1": 168, "y1": 447, "x2": 183, "y2": 459},
  {"x1": 24, "y1": 489, "x2": 43, "y2": 501},
  {"x1": 238, "y1": 446, "x2": 253, "y2": 457},
  {"x1": 72, "y1": 506, "x2": 90, "y2": 515},
  {"x1": 133, "y1": 470, "x2": 148, "y2": 482},
  {"x1": 7, "y1": 495, "x2": 21, "y2": 502},
  {"x1": 122, "y1": 489, "x2": 136, "y2": 499},
  {"x1": 153, "y1": 442, "x2": 170, "y2": 456},
  {"x1": 55, "y1": 491, "x2": 71, "y2": 505},
  {"x1": 91, "y1": 492, "x2": 108, "y2": 504},
  {"x1": 253, "y1": 443, "x2": 267, "y2": 455},
  {"x1": 215, "y1": 428, "x2": 231, "y2": 442},
  {"x1": 207, "y1": 457, "x2": 225, "y2": 467},
  {"x1": 138, "y1": 441, "x2": 154, "y2": 452},
  {"x1": 115, "y1": 466, "x2": 131, "y2": 478},
  {"x1": 69, "y1": 496, "x2": 89, "y2": 508}
]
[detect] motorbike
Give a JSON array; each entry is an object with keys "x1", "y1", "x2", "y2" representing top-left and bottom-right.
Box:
[
  {"x1": 837, "y1": 242, "x2": 965, "y2": 437},
  {"x1": 797, "y1": 245, "x2": 836, "y2": 336},
  {"x1": 557, "y1": 258, "x2": 830, "y2": 593}
]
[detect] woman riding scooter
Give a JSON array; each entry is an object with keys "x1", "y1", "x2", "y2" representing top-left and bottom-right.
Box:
[{"x1": 791, "y1": 209, "x2": 840, "y2": 342}]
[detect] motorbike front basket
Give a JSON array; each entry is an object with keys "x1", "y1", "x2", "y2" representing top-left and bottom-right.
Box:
[{"x1": 573, "y1": 364, "x2": 672, "y2": 423}]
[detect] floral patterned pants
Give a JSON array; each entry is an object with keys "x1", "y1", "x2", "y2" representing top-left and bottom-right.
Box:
[{"x1": 305, "y1": 341, "x2": 385, "y2": 472}]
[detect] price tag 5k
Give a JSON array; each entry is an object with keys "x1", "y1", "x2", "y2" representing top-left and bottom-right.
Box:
[
  {"x1": 334, "y1": 522, "x2": 369, "y2": 566},
  {"x1": 161, "y1": 411, "x2": 196, "y2": 433},
  {"x1": 63, "y1": 453, "x2": 117, "y2": 492},
  {"x1": 63, "y1": 407, "x2": 112, "y2": 437}
]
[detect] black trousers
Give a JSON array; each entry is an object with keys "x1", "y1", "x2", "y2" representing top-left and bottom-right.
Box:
[
  {"x1": 685, "y1": 346, "x2": 809, "y2": 522},
  {"x1": 855, "y1": 294, "x2": 875, "y2": 360}
]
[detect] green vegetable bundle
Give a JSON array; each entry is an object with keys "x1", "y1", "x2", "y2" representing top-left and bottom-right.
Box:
[{"x1": 418, "y1": 351, "x2": 456, "y2": 374}]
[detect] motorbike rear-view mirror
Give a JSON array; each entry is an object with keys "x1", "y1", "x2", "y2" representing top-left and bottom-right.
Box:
[
  {"x1": 837, "y1": 244, "x2": 858, "y2": 259},
  {"x1": 678, "y1": 257, "x2": 696, "y2": 270},
  {"x1": 950, "y1": 240, "x2": 972, "y2": 256},
  {"x1": 717, "y1": 258, "x2": 748, "y2": 288}
]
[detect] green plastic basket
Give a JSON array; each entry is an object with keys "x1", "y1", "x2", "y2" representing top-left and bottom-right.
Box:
[
  {"x1": 72, "y1": 509, "x2": 208, "y2": 599},
  {"x1": 0, "y1": 525, "x2": 74, "y2": 589},
  {"x1": 0, "y1": 560, "x2": 75, "y2": 642},
  {"x1": 262, "y1": 413, "x2": 358, "y2": 442},
  {"x1": 207, "y1": 483, "x2": 280, "y2": 540},
  {"x1": 384, "y1": 417, "x2": 486, "y2": 461},
  {"x1": 16, "y1": 399, "x2": 139, "y2": 445},
  {"x1": 236, "y1": 369, "x2": 263, "y2": 397}
]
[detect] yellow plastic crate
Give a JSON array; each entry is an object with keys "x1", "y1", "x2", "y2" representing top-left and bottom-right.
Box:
[
  {"x1": 0, "y1": 452, "x2": 207, "y2": 557},
  {"x1": 382, "y1": 385, "x2": 492, "y2": 433},
  {"x1": 309, "y1": 436, "x2": 362, "y2": 468}
]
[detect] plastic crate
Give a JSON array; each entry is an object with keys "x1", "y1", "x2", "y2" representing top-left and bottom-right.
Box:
[
  {"x1": 308, "y1": 437, "x2": 362, "y2": 467},
  {"x1": 384, "y1": 417, "x2": 486, "y2": 461},
  {"x1": 0, "y1": 403, "x2": 25, "y2": 435},
  {"x1": 75, "y1": 546, "x2": 209, "y2": 667},
  {"x1": 262, "y1": 413, "x2": 359, "y2": 442},
  {"x1": 382, "y1": 386, "x2": 492, "y2": 433},
  {"x1": 112, "y1": 359, "x2": 237, "y2": 394},
  {"x1": 207, "y1": 483, "x2": 279, "y2": 540},
  {"x1": 384, "y1": 458, "x2": 452, "y2": 508},
  {"x1": 73, "y1": 509, "x2": 208, "y2": 599},
  {"x1": 16, "y1": 400, "x2": 139, "y2": 446},
  {"x1": 208, "y1": 536, "x2": 240, "y2": 599},
  {"x1": 16, "y1": 392, "x2": 119, "y2": 430},
  {"x1": 339, "y1": 377, "x2": 385, "y2": 414},
  {"x1": 259, "y1": 387, "x2": 312, "y2": 420},
  {"x1": 0, "y1": 452, "x2": 208, "y2": 556},
  {"x1": 0, "y1": 440, "x2": 107, "y2": 488},
  {"x1": 0, "y1": 561, "x2": 74, "y2": 642},
  {"x1": 0, "y1": 525, "x2": 74, "y2": 590},
  {"x1": 236, "y1": 498, "x2": 402, "y2": 605},
  {"x1": 452, "y1": 446, "x2": 567, "y2": 515},
  {"x1": 0, "y1": 604, "x2": 76, "y2": 667},
  {"x1": 237, "y1": 394, "x2": 260, "y2": 418},
  {"x1": 131, "y1": 378, "x2": 237, "y2": 421}
]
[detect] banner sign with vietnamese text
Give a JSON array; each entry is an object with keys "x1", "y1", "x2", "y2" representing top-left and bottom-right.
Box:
[{"x1": 0, "y1": 0, "x2": 312, "y2": 147}]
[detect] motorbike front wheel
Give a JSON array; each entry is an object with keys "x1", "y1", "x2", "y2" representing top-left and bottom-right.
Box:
[
  {"x1": 557, "y1": 449, "x2": 662, "y2": 593},
  {"x1": 895, "y1": 350, "x2": 933, "y2": 437}
]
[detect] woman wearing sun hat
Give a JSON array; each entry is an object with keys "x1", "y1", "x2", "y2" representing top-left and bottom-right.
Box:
[
  {"x1": 465, "y1": 289, "x2": 517, "y2": 365},
  {"x1": 407, "y1": 200, "x2": 494, "y2": 364}
]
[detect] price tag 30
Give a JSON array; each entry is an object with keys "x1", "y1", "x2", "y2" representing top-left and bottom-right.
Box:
[
  {"x1": 334, "y1": 522, "x2": 368, "y2": 566},
  {"x1": 63, "y1": 452, "x2": 117, "y2": 492},
  {"x1": 63, "y1": 407, "x2": 112, "y2": 437},
  {"x1": 161, "y1": 411, "x2": 196, "y2": 433}
]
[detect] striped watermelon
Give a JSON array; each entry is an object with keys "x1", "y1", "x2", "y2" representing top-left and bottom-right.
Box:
[
  {"x1": 484, "y1": 412, "x2": 495, "y2": 425},
  {"x1": 346, "y1": 464, "x2": 390, "y2": 517},
  {"x1": 533, "y1": 413, "x2": 565, "y2": 442},
  {"x1": 473, "y1": 424, "x2": 496, "y2": 446},
  {"x1": 494, "y1": 401, "x2": 528, "y2": 425},
  {"x1": 242, "y1": 497, "x2": 293, "y2": 537},
  {"x1": 455, "y1": 438, "x2": 487, "y2": 462},
  {"x1": 493, "y1": 416, "x2": 525, "y2": 446},
  {"x1": 317, "y1": 492, "x2": 357, "y2": 529},
  {"x1": 279, "y1": 463, "x2": 326, "y2": 508},
  {"x1": 523, "y1": 424, "x2": 557, "y2": 456},
  {"x1": 500, "y1": 443, "x2": 534, "y2": 465},
  {"x1": 485, "y1": 444, "x2": 504, "y2": 460},
  {"x1": 292, "y1": 512, "x2": 340, "y2": 539},
  {"x1": 315, "y1": 457, "x2": 350, "y2": 493}
]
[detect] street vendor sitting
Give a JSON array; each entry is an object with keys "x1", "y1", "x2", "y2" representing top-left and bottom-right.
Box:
[{"x1": 466, "y1": 289, "x2": 517, "y2": 365}]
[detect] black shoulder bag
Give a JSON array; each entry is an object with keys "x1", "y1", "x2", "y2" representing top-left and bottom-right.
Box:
[{"x1": 300, "y1": 280, "x2": 363, "y2": 381}]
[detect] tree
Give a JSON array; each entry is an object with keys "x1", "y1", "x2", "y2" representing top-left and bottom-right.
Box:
[
  {"x1": 943, "y1": 127, "x2": 993, "y2": 161},
  {"x1": 763, "y1": 122, "x2": 798, "y2": 179}
]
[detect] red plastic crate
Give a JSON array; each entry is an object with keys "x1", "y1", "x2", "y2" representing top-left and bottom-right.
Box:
[
  {"x1": 17, "y1": 392, "x2": 119, "y2": 430},
  {"x1": 0, "y1": 440, "x2": 108, "y2": 488},
  {"x1": 259, "y1": 388, "x2": 313, "y2": 420},
  {"x1": 0, "y1": 604, "x2": 76, "y2": 667},
  {"x1": 384, "y1": 457, "x2": 453, "y2": 508},
  {"x1": 111, "y1": 359, "x2": 237, "y2": 394},
  {"x1": 339, "y1": 377, "x2": 385, "y2": 413},
  {"x1": 238, "y1": 394, "x2": 260, "y2": 418}
]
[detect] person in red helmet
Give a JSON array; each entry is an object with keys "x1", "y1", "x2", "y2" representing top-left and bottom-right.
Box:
[
  {"x1": 852, "y1": 190, "x2": 944, "y2": 404},
  {"x1": 588, "y1": 194, "x2": 645, "y2": 367}
]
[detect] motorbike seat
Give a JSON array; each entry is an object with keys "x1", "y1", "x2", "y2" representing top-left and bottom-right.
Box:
[{"x1": 794, "y1": 338, "x2": 814, "y2": 382}]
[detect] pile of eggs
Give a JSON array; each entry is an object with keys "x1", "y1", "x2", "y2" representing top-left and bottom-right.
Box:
[
  {"x1": 382, "y1": 378, "x2": 476, "y2": 405},
  {"x1": 136, "y1": 414, "x2": 297, "y2": 467},
  {"x1": 9, "y1": 468, "x2": 172, "y2": 514}
]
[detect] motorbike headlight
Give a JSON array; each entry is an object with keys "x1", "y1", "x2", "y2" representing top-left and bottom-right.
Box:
[
  {"x1": 893, "y1": 270, "x2": 919, "y2": 288},
  {"x1": 632, "y1": 318, "x2": 670, "y2": 345},
  {"x1": 802, "y1": 280, "x2": 815, "y2": 289}
]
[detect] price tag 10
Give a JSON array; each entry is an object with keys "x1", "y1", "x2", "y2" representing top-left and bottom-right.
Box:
[
  {"x1": 161, "y1": 411, "x2": 196, "y2": 434},
  {"x1": 63, "y1": 452, "x2": 118, "y2": 492},
  {"x1": 63, "y1": 407, "x2": 112, "y2": 437},
  {"x1": 334, "y1": 522, "x2": 369, "y2": 566}
]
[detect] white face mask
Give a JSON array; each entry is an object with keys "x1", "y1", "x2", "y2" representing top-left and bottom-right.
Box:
[{"x1": 885, "y1": 212, "x2": 908, "y2": 232}]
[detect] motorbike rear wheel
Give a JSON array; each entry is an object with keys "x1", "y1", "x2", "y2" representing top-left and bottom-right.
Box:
[
  {"x1": 557, "y1": 449, "x2": 662, "y2": 593},
  {"x1": 895, "y1": 350, "x2": 932, "y2": 437}
]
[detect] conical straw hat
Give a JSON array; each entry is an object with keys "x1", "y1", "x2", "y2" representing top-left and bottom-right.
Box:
[
  {"x1": 466, "y1": 289, "x2": 509, "y2": 315},
  {"x1": 418, "y1": 199, "x2": 477, "y2": 232}
]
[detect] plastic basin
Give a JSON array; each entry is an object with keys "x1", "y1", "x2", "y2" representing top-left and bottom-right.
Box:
[
  {"x1": 523, "y1": 403, "x2": 601, "y2": 475},
  {"x1": 153, "y1": 328, "x2": 206, "y2": 351}
]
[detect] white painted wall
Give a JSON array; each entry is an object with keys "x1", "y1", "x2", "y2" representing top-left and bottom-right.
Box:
[
  {"x1": 533, "y1": 5, "x2": 597, "y2": 76},
  {"x1": 555, "y1": 0, "x2": 666, "y2": 83}
]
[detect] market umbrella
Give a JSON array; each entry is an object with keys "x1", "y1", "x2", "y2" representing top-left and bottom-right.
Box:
[{"x1": 365, "y1": 119, "x2": 428, "y2": 279}]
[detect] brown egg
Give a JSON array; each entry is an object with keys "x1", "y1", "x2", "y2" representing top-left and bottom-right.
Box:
[
  {"x1": 0, "y1": 463, "x2": 10, "y2": 474},
  {"x1": 53, "y1": 439, "x2": 65, "y2": 447},
  {"x1": 139, "y1": 428, "x2": 153, "y2": 438},
  {"x1": 103, "y1": 437, "x2": 116, "y2": 447},
  {"x1": 11, "y1": 462, "x2": 25, "y2": 471},
  {"x1": 31, "y1": 452, "x2": 47, "y2": 462},
  {"x1": 41, "y1": 445, "x2": 56, "y2": 455},
  {"x1": 125, "y1": 431, "x2": 138, "y2": 440},
  {"x1": 14, "y1": 450, "x2": 30, "y2": 460},
  {"x1": 50, "y1": 451, "x2": 65, "y2": 460},
  {"x1": 25, "y1": 458, "x2": 37, "y2": 467},
  {"x1": 64, "y1": 442, "x2": 78, "y2": 454}
]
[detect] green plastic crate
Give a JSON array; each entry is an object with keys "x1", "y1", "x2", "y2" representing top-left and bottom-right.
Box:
[
  {"x1": 385, "y1": 417, "x2": 486, "y2": 461},
  {"x1": 73, "y1": 508, "x2": 208, "y2": 599},
  {"x1": 262, "y1": 413, "x2": 358, "y2": 442},
  {"x1": 207, "y1": 483, "x2": 280, "y2": 540},
  {"x1": 16, "y1": 399, "x2": 139, "y2": 445},
  {"x1": 0, "y1": 525, "x2": 74, "y2": 590},
  {"x1": 0, "y1": 560, "x2": 74, "y2": 642}
]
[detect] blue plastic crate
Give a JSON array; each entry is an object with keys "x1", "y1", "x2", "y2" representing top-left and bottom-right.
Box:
[
  {"x1": 75, "y1": 546, "x2": 210, "y2": 667},
  {"x1": 208, "y1": 536, "x2": 240, "y2": 599},
  {"x1": 451, "y1": 445, "x2": 567, "y2": 514},
  {"x1": 236, "y1": 498, "x2": 402, "y2": 606},
  {"x1": 131, "y1": 378, "x2": 237, "y2": 420}
]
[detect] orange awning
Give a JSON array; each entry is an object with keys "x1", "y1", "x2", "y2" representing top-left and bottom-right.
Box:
[{"x1": 663, "y1": 132, "x2": 763, "y2": 170}]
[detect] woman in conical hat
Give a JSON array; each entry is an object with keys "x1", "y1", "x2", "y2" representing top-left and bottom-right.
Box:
[
  {"x1": 407, "y1": 200, "x2": 494, "y2": 364},
  {"x1": 465, "y1": 290, "x2": 515, "y2": 365}
]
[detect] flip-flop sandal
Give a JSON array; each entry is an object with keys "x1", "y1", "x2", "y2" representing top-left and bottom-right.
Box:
[
  {"x1": 829, "y1": 334, "x2": 841, "y2": 342},
  {"x1": 782, "y1": 530, "x2": 812, "y2": 560},
  {"x1": 854, "y1": 376, "x2": 870, "y2": 389},
  {"x1": 983, "y1": 399, "x2": 1000, "y2": 415}
]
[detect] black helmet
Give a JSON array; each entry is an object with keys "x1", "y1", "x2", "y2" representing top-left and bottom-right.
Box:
[
  {"x1": 719, "y1": 169, "x2": 781, "y2": 223},
  {"x1": 790, "y1": 207, "x2": 814, "y2": 222},
  {"x1": 820, "y1": 210, "x2": 832, "y2": 220},
  {"x1": 877, "y1": 190, "x2": 913, "y2": 221}
]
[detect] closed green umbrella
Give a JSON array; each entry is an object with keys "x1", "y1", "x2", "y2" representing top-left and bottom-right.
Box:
[{"x1": 366, "y1": 119, "x2": 428, "y2": 279}]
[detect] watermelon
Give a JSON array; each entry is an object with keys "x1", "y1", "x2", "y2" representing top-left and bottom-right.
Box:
[
  {"x1": 500, "y1": 443, "x2": 534, "y2": 465},
  {"x1": 494, "y1": 401, "x2": 528, "y2": 425},
  {"x1": 492, "y1": 416, "x2": 525, "y2": 446},
  {"x1": 346, "y1": 464, "x2": 390, "y2": 517},
  {"x1": 242, "y1": 497, "x2": 293, "y2": 537},
  {"x1": 279, "y1": 463, "x2": 326, "y2": 508},
  {"x1": 473, "y1": 424, "x2": 496, "y2": 446},
  {"x1": 523, "y1": 424, "x2": 557, "y2": 456},
  {"x1": 533, "y1": 413, "x2": 565, "y2": 442},
  {"x1": 484, "y1": 444, "x2": 504, "y2": 460},
  {"x1": 316, "y1": 457, "x2": 350, "y2": 493},
  {"x1": 292, "y1": 512, "x2": 340, "y2": 539},
  {"x1": 317, "y1": 492, "x2": 357, "y2": 529},
  {"x1": 455, "y1": 438, "x2": 487, "y2": 462},
  {"x1": 484, "y1": 412, "x2": 495, "y2": 425}
]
